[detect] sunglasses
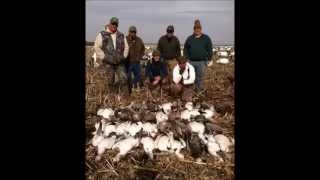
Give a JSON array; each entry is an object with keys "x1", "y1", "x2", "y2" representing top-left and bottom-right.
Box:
[
  {"x1": 167, "y1": 30, "x2": 174, "y2": 33},
  {"x1": 111, "y1": 22, "x2": 118, "y2": 26},
  {"x1": 130, "y1": 31, "x2": 136, "y2": 33}
]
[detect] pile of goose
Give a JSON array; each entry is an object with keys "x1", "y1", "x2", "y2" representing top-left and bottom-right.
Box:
[{"x1": 90, "y1": 101, "x2": 234, "y2": 163}]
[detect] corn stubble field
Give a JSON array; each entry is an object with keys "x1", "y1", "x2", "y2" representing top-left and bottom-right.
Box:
[{"x1": 85, "y1": 45, "x2": 235, "y2": 180}]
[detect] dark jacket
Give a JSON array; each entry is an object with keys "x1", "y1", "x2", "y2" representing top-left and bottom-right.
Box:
[
  {"x1": 126, "y1": 36, "x2": 145, "y2": 63},
  {"x1": 145, "y1": 59, "x2": 168, "y2": 81},
  {"x1": 157, "y1": 35, "x2": 181, "y2": 60},
  {"x1": 184, "y1": 34, "x2": 213, "y2": 61}
]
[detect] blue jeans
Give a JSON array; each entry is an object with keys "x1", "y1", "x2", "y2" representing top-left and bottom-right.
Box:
[
  {"x1": 127, "y1": 63, "x2": 141, "y2": 88},
  {"x1": 190, "y1": 61, "x2": 206, "y2": 91}
]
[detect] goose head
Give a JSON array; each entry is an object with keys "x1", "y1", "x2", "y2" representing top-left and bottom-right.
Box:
[
  {"x1": 160, "y1": 102, "x2": 173, "y2": 114},
  {"x1": 185, "y1": 102, "x2": 193, "y2": 111}
]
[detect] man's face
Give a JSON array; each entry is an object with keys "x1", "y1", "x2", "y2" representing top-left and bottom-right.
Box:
[
  {"x1": 129, "y1": 31, "x2": 136, "y2": 39},
  {"x1": 109, "y1": 23, "x2": 118, "y2": 33},
  {"x1": 154, "y1": 56, "x2": 160, "y2": 61},
  {"x1": 166, "y1": 32, "x2": 173, "y2": 38},
  {"x1": 179, "y1": 62, "x2": 186, "y2": 69},
  {"x1": 194, "y1": 27, "x2": 202, "y2": 36}
]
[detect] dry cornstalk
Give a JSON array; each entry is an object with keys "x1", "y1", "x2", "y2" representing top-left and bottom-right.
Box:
[{"x1": 133, "y1": 166, "x2": 159, "y2": 172}]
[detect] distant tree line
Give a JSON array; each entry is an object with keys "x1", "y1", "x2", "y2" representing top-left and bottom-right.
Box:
[{"x1": 86, "y1": 41, "x2": 94, "y2": 46}]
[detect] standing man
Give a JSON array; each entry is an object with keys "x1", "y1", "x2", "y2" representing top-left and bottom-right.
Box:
[
  {"x1": 126, "y1": 26, "x2": 145, "y2": 94},
  {"x1": 93, "y1": 17, "x2": 129, "y2": 94},
  {"x1": 157, "y1": 25, "x2": 181, "y2": 78},
  {"x1": 184, "y1": 19, "x2": 213, "y2": 92}
]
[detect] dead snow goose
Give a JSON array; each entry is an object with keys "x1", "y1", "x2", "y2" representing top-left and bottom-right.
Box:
[
  {"x1": 95, "y1": 135, "x2": 116, "y2": 161},
  {"x1": 214, "y1": 134, "x2": 232, "y2": 153},
  {"x1": 185, "y1": 102, "x2": 193, "y2": 111},
  {"x1": 127, "y1": 122, "x2": 143, "y2": 137},
  {"x1": 204, "y1": 134, "x2": 223, "y2": 161},
  {"x1": 188, "y1": 132, "x2": 206, "y2": 162},
  {"x1": 156, "y1": 111, "x2": 168, "y2": 124},
  {"x1": 154, "y1": 134, "x2": 171, "y2": 152},
  {"x1": 114, "y1": 108, "x2": 132, "y2": 121},
  {"x1": 168, "y1": 132, "x2": 186, "y2": 160},
  {"x1": 112, "y1": 136, "x2": 140, "y2": 162},
  {"x1": 103, "y1": 123, "x2": 116, "y2": 137},
  {"x1": 142, "y1": 112, "x2": 156, "y2": 123},
  {"x1": 142, "y1": 122, "x2": 158, "y2": 137},
  {"x1": 180, "y1": 110, "x2": 192, "y2": 121},
  {"x1": 115, "y1": 121, "x2": 130, "y2": 136},
  {"x1": 200, "y1": 105, "x2": 216, "y2": 119},
  {"x1": 140, "y1": 136, "x2": 155, "y2": 159},
  {"x1": 188, "y1": 121, "x2": 205, "y2": 135},
  {"x1": 92, "y1": 122, "x2": 104, "y2": 146},
  {"x1": 97, "y1": 108, "x2": 114, "y2": 119},
  {"x1": 159, "y1": 102, "x2": 173, "y2": 114},
  {"x1": 217, "y1": 58, "x2": 229, "y2": 64}
]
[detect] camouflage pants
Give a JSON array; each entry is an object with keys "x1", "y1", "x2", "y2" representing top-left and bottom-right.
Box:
[
  {"x1": 105, "y1": 64, "x2": 129, "y2": 94},
  {"x1": 164, "y1": 59, "x2": 178, "y2": 82},
  {"x1": 170, "y1": 83, "x2": 194, "y2": 102}
]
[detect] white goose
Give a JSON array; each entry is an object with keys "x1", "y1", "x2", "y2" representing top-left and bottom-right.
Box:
[
  {"x1": 214, "y1": 134, "x2": 232, "y2": 153},
  {"x1": 168, "y1": 132, "x2": 186, "y2": 160},
  {"x1": 140, "y1": 136, "x2": 155, "y2": 159},
  {"x1": 142, "y1": 122, "x2": 158, "y2": 137},
  {"x1": 154, "y1": 134, "x2": 171, "y2": 152},
  {"x1": 112, "y1": 136, "x2": 140, "y2": 162},
  {"x1": 115, "y1": 121, "x2": 130, "y2": 136},
  {"x1": 103, "y1": 123, "x2": 116, "y2": 137},
  {"x1": 159, "y1": 102, "x2": 173, "y2": 114},
  {"x1": 97, "y1": 108, "x2": 114, "y2": 119},
  {"x1": 201, "y1": 105, "x2": 216, "y2": 119},
  {"x1": 204, "y1": 134, "x2": 223, "y2": 161},
  {"x1": 95, "y1": 135, "x2": 116, "y2": 161},
  {"x1": 127, "y1": 122, "x2": 143, "y2": 137},
  {"x1": 156, "y1": 111, "x2": 168, "y2": 124}
]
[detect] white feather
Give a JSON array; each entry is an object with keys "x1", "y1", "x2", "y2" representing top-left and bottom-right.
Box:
[
  {"x1": 214, "y1": 134, "x2": 232, "y2": 153},
  {"x1": 202, "y1": 106, "x2": 216, "y2": 119},
  {"x1": 180, "y1": 110, "x2": 191, "y2": 121},
  {"x1": 141, "y1": 137, "x2": 155, "y2": 159},
  {"x1": 103, "y1": 124, "x2": 116, "y2": 137},
  {"x1": 127, "y1": 122, "x2": 143, "y2": 136},
  {"x1": 97, "y1": 108, "x2": 114, "y2": 119},
  {"x1": 97, "y1": 135, "x2": 116, "y2": 155},
  {"x1": 160, "y1": 102, "x2": 173, "y2": 114},
  {"x1": 112, "y1": 136, "x2": 140, "y2": 161},
  {"x1": 142, "y1": 122, "x2": 158, "y2": 136},
  {"x1": 92, "y1": 134, "x2": 104, "y2": 147},
  {"x1": 188, "y1": 121, "x2": 205, "y2": 135},
  {"x1": 156, "y1": 111, "x2": 168, "y2": 124},
  {"x1": 217, "y1": 58, "x2": 229, "y2": 64},
  {"x1": 115, "y1": 121, "x2": 130, "y2": 136},
  {"x1": 154, "y1": 134, "x2": 171, "y2": 152},
  {"x1": 185, "y1": 102, "x2": 193, "y2": 111}
]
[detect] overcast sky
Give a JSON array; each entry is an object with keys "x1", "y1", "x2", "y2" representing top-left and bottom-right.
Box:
[{"x1": 86, "y1": 0, "x2": 234, "y2": 45}]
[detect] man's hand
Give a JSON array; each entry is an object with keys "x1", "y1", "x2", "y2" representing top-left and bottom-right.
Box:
[{"x1": 152, "y1": 76, "x2": 161, "y2": 85}]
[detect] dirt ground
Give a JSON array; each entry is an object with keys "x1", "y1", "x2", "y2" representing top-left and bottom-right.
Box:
[{"x1": 85, "y1": 46, "x2": 234, "y2": 180}]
